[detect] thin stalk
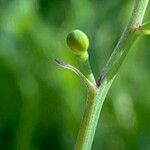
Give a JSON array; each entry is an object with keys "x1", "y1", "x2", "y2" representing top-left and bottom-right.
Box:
[
  {"x1": 76, "y1": 52, "x2": 96, "y2": 85},
  {"x1": 74, "y1": 0, "x2": 149, "y2": 149}
]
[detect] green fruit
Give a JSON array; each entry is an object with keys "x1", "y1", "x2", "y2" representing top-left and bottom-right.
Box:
[{"x1": 66, "y1": 29, "x2": 89, "y2": 55}]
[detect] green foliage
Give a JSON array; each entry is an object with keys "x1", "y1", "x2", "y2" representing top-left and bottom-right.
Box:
[{"x1": 0, "y1": 0, "x2": 150, "y2": 150}]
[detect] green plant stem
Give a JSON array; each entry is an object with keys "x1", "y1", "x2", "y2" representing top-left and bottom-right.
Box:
[
  {"x1": 55, "y1": 59, "x2": 97, "y2": 94},
  {"x1": 74, "y1": 0, "x2": 149, "y2": 149},
  {"x1": 74, "y1": 77, "x2": 114, "y2": 150},
  {"x1": 98, "y1": 0, "x2": 149, "y2": 83}
]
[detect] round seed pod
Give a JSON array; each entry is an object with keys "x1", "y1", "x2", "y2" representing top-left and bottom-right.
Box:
[{"x1": 66, "y1": 29, "x2": 89, "y2": 55}]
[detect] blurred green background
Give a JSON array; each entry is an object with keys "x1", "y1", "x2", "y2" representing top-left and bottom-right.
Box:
[{"x1": 0, "y1": 0, "x2": 150, "y2": 149}]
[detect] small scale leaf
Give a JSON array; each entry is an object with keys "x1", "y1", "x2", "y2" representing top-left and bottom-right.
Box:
[
  {"x1": 141, "y1": 21, "x2": 150, "y2": 35},
  {"x1": 66, "y1": 30, "x2": 89, "y2": 55},
  {"x1": 55, "y1": 59, "x2": 97, "y2": 94}
]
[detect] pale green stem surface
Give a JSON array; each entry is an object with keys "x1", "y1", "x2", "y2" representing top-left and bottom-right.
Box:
[{"x1": 74, "y1": 0, "x2": 149, "y2": 150}]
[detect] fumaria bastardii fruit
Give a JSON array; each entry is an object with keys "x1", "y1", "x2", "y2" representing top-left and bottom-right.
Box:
[{"x1": 66, "y1": 29, "x2": 89, "y2": 55}]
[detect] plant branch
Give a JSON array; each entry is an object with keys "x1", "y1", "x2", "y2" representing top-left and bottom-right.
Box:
[{"x1": 74, "y1": 0, "x2": 149, "y2": 150}]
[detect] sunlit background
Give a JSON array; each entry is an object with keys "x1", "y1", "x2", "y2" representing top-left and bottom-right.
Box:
[{"x1": 0, "y1": 0, "x2": 150, "y2": 149}]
